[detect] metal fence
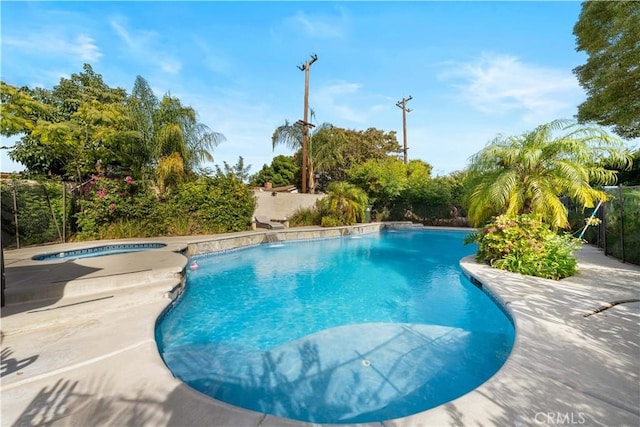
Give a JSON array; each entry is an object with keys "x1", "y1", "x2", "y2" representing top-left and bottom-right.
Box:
[
  {"x1": 578, "y1": 186, "x2": 640, "y2": 266},
  {"x1": 1, "y1": 179, "x2": 73, "y2": 249}
]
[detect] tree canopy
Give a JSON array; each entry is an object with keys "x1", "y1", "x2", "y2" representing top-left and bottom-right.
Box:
[
  {"x1": 573, "y1": 1, "x2": 640, "y2": 139},
  {"x1": 250, "y1": 155, "x2": 299, "y2": 187},
  {"x1": 1, "y1": 64, "x2": 222, "y2": 182},
  {"x1": 271, "y1": 111, "x2": 401, "y2": 193}
]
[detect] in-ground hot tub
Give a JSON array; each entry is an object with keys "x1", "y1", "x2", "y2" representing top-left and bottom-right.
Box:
[{"x1": 32, "y1": 243, "x2": 167, "y2": 261}]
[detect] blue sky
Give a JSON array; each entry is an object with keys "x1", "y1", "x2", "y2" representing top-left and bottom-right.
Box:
[{"x1": 1, "y1": 1, "x2": 592, "y2": 176}]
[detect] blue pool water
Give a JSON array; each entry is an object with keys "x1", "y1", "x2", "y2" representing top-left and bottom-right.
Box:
[
  {"x1": 156, "y1": 230, "x2": 514, "y2": 423},
  {"x1": 32, "y1": 243, "x2": 166, "y2": 261}
]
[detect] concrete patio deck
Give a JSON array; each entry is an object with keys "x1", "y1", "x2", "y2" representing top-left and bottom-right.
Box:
[{"x1": 1, "y1": 228, "x2": 638, "y2": 426}]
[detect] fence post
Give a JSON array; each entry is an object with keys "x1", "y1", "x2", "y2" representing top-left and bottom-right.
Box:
[
  {"x1": 42, "y1": 182, "x2": 63, "y2": 243},
  {"x1": 12, "y1": 180, "x2": 20, "y2": 249},
  {"x1": 602, "y1": 199, "x2": 607, "y2": 255},
  {"x1": 619, "y1": 185, "x2": 625, "y2": 263},
  {"x1": 62, "y1": 181, "x2": 66, "y2": 243}
]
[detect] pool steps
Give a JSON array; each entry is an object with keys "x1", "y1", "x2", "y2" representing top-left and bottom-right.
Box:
[{"x1": 4, "y1": 250, "x2": 185, "y2": 305}]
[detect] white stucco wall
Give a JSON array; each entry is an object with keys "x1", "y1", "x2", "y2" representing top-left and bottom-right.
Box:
[{"x1": 252, "y1": 190, "x2": 325, "y2": 221}]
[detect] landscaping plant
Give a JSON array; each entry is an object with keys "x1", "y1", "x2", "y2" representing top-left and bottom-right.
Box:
[
  {"x1": 75, "y1": 175, "x2": 164, "y2": 240},
  {"x1": 466, "y1": 214, "x2": 583, "y2": 280},
  {"x1": 165, "y1": 175, "x2": 255, "y2": 235}
]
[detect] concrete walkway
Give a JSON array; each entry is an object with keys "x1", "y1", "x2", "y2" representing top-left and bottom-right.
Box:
[{"x1": 1, "y1": 231, "x2": 638, "y2": 426}]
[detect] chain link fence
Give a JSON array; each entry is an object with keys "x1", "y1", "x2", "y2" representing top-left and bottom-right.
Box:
[
  {"x1": 1, "y1": 179, "x2": 74, "y2": 249},
  {"x1": 575, "y1": 186, "x2": 640, "y2": 266}
]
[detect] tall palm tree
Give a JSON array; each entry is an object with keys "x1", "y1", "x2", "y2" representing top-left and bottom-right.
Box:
[
  {"x1": 126, "y1": 76, "x2": 224, "y2": 178},
  {"x1": 467, "y1": 119, "x2": 632, "y2": 229},
  {"x1": 271, "y1": 109, "x2": 341, "y2": 193},
  {"x1": 324, "y1": 181, "x2": 369, "y2": 224}
]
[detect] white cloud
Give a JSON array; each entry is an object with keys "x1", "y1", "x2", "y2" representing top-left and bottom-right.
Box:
[
  {"x1": 109, "y1": 18, "x2": 182, "y2": 75},
  {"x1": 192, "y1": 36, "x2": 232, "y2": 75},
  {"x1": 283, "y1": 9, "x2": 348, "y2": 39},
  {"x1": 439, "y1": 53, "x2": 583, "y2": 124},
  {"x1": 110, "y1": 20, "x2": 137, "y2": 49},
  {"x1": 291, "y1": 11, "x2": 343, "y2": 38},
  {"x1": 159, "y1": 58, "x2": 182, "y2": 75},
  {"x1": 3, "y1": 30, "x2": 102, "y2": 62},
  {"x1": 313, "y1": 81, "x2": 391, "y2": 125}
]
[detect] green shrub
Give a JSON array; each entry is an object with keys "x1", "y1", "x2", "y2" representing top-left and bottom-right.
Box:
[
  {"x1": 288, "y1": 206, "x2": 322, "y2": 227},
  {"x1": 74, "y1": 176, "x2": 163, "y2": 240},
  {"x1": 320, "y1": 215, "x2": 345, "y2": 227},
  {"x1": 467, "y1": 214, "x2": 583, "y2": 279},
  {"x1": 166, "y1": 175, "x2": 255, "y2": 234},
  {"x1": 98, "y1": 219, "x2": 166, "y2": 239}
]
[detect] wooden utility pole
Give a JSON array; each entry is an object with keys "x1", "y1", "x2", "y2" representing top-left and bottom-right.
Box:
[
  {"x1": 297, "y1": 54, "x2": 318, "y2": 193},
  {"x1": 396, "y1": 96, "x2": 412, "y2": 164}
]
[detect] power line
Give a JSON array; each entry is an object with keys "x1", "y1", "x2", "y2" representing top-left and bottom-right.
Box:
[{"x1": 396, "y1": 96, "x2": 412, "y2": 164}]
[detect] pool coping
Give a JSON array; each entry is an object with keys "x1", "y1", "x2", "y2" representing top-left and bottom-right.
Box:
[
  {"x1": 2, "y1": 224, "x2": 639, "y2": 426},
  {"x1": 31, "y1": 242, "x2": 169, "y2": 261}
]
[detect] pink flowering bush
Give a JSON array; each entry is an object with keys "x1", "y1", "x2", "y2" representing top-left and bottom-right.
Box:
[{"x1": 75, "y1": 176, "x2": 163, "y2": 239}]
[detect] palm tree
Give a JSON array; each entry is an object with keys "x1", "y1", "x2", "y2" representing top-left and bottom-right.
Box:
[
  {"x1": 156, "y1": 152, "x2": 185, "y2": 196},
  {"x1": 126, "y1": 76, "x2": 224, "y2": 178},
  {"x1": 467, "y1": 119, "x2": 631, "y2": 229},
  {"x1": 324, "y1": 181, "x2": 369, "y2": 224},
  {"x1": 271, "y1": 110, "x2": 341, "y2": 193}
]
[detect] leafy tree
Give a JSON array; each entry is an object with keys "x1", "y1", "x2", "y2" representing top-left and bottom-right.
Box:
[
  {"x1": 250, "y1": 155, "x2": 299, "y2": 187},
  {"x1": 215, "y1": 156, "x2": 251, "y2": 183},
  {"x1": 6, "y1": 65, "x2": 131, "y2": 180},
  {"x1": 314, "y1": 127, "x2": 401, "y2": 191},
  {"x1": 0, "y1": 82, "x2": 52, "y2": 136},
  {"x1": 5, "y1": 67, "x2": 223, "y2": 182},
  {"x1": 347, "y1": 158, "x2": 415, "y2": 211},
  {"x1": 466, "y1": 120, "x2": 632, "y2": 229},
  {"x1": 51, "y1": 64, "x2": 127, "y2": 120},
  {"x1": 1, "y1": 83, "x2": 62, "y2": 176},
  {"x1": 401, "y1": 176, "x2": 452, "y2": 222},
  {"x1": 617, "y1": 149, "x2": 640, "y2": 185},
  {"x1": 32, "y1": 100, "x2": 130, "y2": 182},
  {"x1": 573, "y1": 1, "x2": 640, "y2": 139},
  {"x1": 271, "y1": 110, "x2": 401, "y2": 193},
  {"x1": 333, "y1": 128, "x2": 400, "y2": 175},
  {"x1": 347, "y1": 159, "x2": 459, "y2": 223}
]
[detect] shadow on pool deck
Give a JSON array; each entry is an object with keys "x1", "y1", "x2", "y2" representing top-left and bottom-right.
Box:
[
  {"x1": 9, "y1": 374, "x2": 263, "y2": 427},
  {"x1": 2, "y1": 245, "x2": 186, "y2": 314},
  {"x1": 2, "y1": 261, "x2": 103, "y2": 313}
]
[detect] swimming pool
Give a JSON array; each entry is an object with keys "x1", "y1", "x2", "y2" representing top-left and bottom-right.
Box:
[
  {"x1": 156, "y1": 230, "x2": 514, "y2": 423},
  {"x1": 32, "y1": 243, "x2": 167, "y2": 261}
]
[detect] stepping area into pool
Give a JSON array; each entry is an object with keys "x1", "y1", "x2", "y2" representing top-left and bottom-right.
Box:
[{"x1": 1, "y1": 225, "x2": 639, "y2": 426}]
